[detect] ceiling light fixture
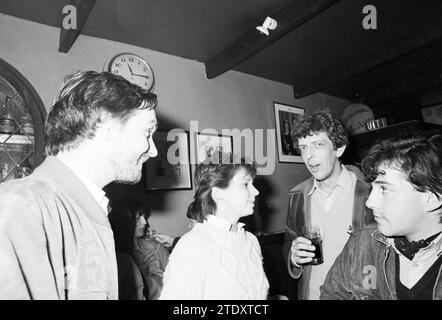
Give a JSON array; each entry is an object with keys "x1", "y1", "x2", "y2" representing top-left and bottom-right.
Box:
[{"x1": 256, "y1": 16, "x2": 277, "y2": 36}]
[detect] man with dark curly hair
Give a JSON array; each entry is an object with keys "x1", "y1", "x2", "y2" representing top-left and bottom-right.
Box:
[
  {"x1": 282, "y1": 108, "x2": 374, "y2": 299},
  {"x1": 321, "y1": 136, "x2": 442, "y2": 300}
]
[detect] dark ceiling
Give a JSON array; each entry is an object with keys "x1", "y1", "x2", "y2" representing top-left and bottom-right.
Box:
[{"x1": 2, "y1": 0, "x2": 442, "y2": 107}]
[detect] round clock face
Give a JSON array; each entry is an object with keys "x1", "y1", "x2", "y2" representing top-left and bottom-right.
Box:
[{"x1": 108, "y1": 53, "x2": 155, "y2": 91}]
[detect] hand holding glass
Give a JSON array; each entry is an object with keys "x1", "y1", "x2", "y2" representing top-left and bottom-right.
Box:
[{"x1": 302, "y1": 226, "x2": 323, "y2": 265}]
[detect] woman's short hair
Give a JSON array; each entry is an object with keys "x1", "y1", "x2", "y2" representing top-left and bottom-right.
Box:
[
  {"x1": 45, "y1": 70, "x2": 157, "y2": 156},
  {"x1": 361, "y1": 136, "x2": 442, "y2": 212},
  {"x1": 187, "y1": 152, "x2": 257, "y2": 223},
  {"x1": 292, "y1": 108, "x2": 348, "y2": 149}
]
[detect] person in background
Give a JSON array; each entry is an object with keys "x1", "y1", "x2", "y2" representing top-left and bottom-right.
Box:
[
  {"x1": 0, "y1": 71, "x2": 158, "y2": 299},
  {"x1": 109, "y1": 199, "x2": 173, "y2": 300},
  {"x1": 282, "y1": 108, "x2": 374, "y2": 300},
  {"x1": 321, "y1": 136, "x2": 442, "y2": 300},
  {"x1": 281, "y1": 119, "x2": 295, "y2": 155},
  {"x1": 159, "y1": 152, "x2": 269, "y2": 300}
]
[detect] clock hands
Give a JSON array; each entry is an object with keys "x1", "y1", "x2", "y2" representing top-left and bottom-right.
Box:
[
  {"x1": 127, "y1": 64, "x2": 134, "y2": 76},
  {"x1": 132, "y1": 73, "x2": 150, "y2": 79},
  {"x1": 126, "y1": 63, "x2": 149, "y2": 79}
]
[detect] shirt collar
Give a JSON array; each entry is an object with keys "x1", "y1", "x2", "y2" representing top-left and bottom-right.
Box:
[
  {"x1": 56, "y1": 157, "x2": 109, "y2": 215},
  {"x1": 205, "y1": 214, "x2": 245, "y2": 232},
  {"x1": 307, "y1": 164, "x2": 353, "y2": 196}
]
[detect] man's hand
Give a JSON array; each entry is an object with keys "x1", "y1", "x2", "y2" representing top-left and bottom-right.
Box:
[{"x1": 290, "y1": 236, "x2": 316, "y2": 266}]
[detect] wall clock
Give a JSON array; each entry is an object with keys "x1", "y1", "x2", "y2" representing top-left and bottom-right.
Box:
[{"x1": 108, "y1": 53, "x2": 155, "y2": 91}]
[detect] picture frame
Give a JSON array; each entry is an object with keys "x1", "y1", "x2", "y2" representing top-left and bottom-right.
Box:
[
  {"x1": 274, "y1": 102, "x2": 305, "y2": 163},
  {"x1": 194, "y1": 132, "x2": 233, "y2": 164},
  {"x1": 145, "y1": 129, "x2": 192, "y2": 190}
]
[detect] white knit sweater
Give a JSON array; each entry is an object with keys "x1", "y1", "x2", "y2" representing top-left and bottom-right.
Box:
[{"x1": 159, "y1": 215, "x2": 269, "y2": 300}]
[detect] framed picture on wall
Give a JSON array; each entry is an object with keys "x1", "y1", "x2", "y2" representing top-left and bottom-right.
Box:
[
  {"x1": 145, "y1": 129, "x2": 192, "y2": 190},
  {"x1": 274, "y1": 102, "x2": 305, "y2": 163},
  {"x1": 195, "y1": 132, "x2": 233, "y2": 163}
]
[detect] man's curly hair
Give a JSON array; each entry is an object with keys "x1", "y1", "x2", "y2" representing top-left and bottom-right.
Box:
[{"x1": 292, "y1": 108, "x2": 348, "y2": 149}]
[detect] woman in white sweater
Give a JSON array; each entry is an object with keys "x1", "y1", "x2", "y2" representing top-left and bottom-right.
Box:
[{"x1": 159, "y1": 152, "x2": 269, "y2": 300}]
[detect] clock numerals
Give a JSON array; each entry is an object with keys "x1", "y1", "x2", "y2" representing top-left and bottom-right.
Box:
[{"x1": 109, "y1": 54, "x2": 154, "y2": 91}]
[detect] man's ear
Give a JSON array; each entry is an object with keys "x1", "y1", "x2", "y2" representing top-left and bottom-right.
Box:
[
  {"x1": 424, "y1": 191, "x2": 442, "y2": 213},
  {"x1": 99, "y1": 118, "x2": 121, "y2": 142},
  {"x1": 336, "y1": 144, "x2": 347, "y2": 158}
]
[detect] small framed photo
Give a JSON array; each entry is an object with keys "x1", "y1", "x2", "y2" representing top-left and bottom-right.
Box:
[
  {"x1": 145, "y1": 129, "x2": 192, "y2": 190},
  {"x1": 274, "y1": 102, "x2": 305, "y2": 163},
  {"x1": 195, "y1": 132, "x2": 233, "y2": 164}
]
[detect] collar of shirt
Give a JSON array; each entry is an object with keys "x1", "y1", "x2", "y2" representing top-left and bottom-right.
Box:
[
  {"x1": 205, "y1": 214, "x2": 245, "y2": 232},
  {"x1": 307, "y1": 164, "x2": 353, "y2": 197},
  {"x1": 391, "y1": 231, "x2": 442, "y2": 262},
  {"x1": 56, "y1": 158, "x2": 110, "y2": 215}
]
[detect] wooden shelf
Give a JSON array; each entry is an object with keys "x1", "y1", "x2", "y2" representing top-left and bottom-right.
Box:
[
  {"x1": 0, "y1": 134, "x2": 34, "y2": 145},
  {"x1": 343, "y1": 121, "x2": 442, "y2": 165}
]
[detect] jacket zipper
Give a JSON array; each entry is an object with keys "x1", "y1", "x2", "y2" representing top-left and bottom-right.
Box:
[{"x1": 433, "y1": 256, "x2": 442, "y2": 300}]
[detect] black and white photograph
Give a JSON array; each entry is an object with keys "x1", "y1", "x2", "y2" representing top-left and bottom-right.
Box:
[
  {"x1": 144, "y1": 129, "x2": 192, "y2": 190},
  {"x1": 1, "y1": 0, "x2": 442, "y2": 306},
  {"x1": 274, "y1": 102, "x2": 304, "y2": 163},
  {"x1": 194, "y1": 132, "x2": 233, "y2": 164}
]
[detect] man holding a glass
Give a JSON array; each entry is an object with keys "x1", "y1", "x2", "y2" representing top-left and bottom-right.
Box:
[{"x1": 282, "y1": 108, "x2": 374, "y2": 300}]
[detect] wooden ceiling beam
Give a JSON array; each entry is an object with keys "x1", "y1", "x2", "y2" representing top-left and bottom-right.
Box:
[
  {"x1": 294, "y1": 17, "x2": 442, "y2": 98},
  {"x1": 58, "y1": 0, "x2": 96, "y2": 53},
  {"x1": 204, "y1": 0, "x2": 342, "y2": 79}
]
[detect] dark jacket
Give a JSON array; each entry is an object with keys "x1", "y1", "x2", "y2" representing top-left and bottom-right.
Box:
[
  {"x1": 282, "y1": 165, "x2": 374, "y2": 300},
  {"x1": 320, "y1": 224, "x2": 442, "y2": 300},
  {"x1": 116, "y1": 252, "x2": 145, "y2": 300}
]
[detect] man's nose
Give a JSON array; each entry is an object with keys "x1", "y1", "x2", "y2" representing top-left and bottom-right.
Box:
[
  {"x1": 365, "y1": 191, "x2": 376, "y2": 210},
  {"x1": 251, "y1": 184, "x2": 259, "y2": 197},
  {"x1": 148, "y1": 137, "x2": 158, "y2": 158},
  {"x1": 307, "y1": 146, "x2": 315, "y2": 159}
]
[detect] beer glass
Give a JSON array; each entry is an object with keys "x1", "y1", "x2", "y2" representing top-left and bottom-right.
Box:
[{"x1": 303, "y1": 225, "x2": 323, "y2": 265}]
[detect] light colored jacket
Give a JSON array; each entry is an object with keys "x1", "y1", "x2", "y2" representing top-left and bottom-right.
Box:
[{"x1": 0, "y1": 157, "x2": 118, "y2": 299}]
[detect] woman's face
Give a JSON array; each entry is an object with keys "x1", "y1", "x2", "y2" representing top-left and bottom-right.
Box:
[
  {"x1": 215, "y1": 168, "x2": 259, "y2": 221},
  {"x1": 134, "y1": 211, "x2": 148, "y2": 238}
]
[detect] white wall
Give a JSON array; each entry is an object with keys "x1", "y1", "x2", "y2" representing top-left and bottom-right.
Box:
[{"x1": 0, "y1": 14, "x2": 349, "y2": 236}]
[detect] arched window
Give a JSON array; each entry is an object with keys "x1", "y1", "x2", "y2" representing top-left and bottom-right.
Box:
[{"x1": 0, "y1": 58, "x2": 46, "y2": 182}]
